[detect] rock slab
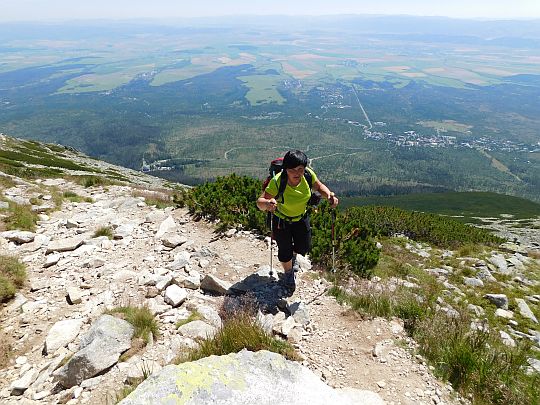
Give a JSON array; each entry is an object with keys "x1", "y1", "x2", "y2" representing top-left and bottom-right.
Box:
[
  {"x1": 118, "y1": 350, "x2": 385, "y2": 405},
  {"x1": 54, "y1": 314, "x2": 134, "y2": 388}
]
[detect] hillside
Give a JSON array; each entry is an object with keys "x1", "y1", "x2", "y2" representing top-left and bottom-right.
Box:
[{"x1": 0, "y1": 135, "x2": 539, "y2": 404}]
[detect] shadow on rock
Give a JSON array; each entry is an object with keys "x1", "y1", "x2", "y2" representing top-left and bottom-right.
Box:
[{"x1": 228, "y1": 265, "x2": 292, "y2": 314}]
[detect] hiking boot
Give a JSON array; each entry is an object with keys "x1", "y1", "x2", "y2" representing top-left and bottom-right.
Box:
[
  {"x1": 283, "y1": 270, "x2": 296, "y2": 290},
  {"x1": 292, "y1": 261, "x2": 300, "y2": 273},
  {"x1": 292, "y1": 256, "x2": 300, "y2": 273}
]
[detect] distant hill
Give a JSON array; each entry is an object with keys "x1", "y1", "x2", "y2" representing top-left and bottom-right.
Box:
[{"x1": 341, "y1": 191, "x2": 540, "y2": 220}]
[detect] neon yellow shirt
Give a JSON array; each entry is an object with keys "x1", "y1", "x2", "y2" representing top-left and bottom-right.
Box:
[{"x1": 265, "y1": 167, "x2": 318, "y2": 220}]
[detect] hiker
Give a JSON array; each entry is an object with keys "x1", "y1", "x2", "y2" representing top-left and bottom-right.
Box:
[{"x1": 256, "y1": 150, "x2": 339, "y2": 289}]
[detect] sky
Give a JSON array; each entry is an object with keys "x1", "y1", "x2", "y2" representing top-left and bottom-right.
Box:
[{"x1": 2, "y1": 0, "x2": 540, "y2": 22}]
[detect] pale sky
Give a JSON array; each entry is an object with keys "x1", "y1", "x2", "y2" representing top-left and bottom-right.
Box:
[{"x1": 1, "y1": 0, "x2": 540, "y2": 22}]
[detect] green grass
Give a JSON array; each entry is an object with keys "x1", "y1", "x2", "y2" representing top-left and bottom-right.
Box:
[
  {"x1": 341, "y1": 192, "x2": 540, "y2": 220},
  {"x1": 93, "y1": 226, "x2": 113, "y2": 239},
  {"x1": 414, "y1": 311, "x2": 539, "y2": 405},
  {"x1": 110, "y1": 361, "x2": 153, "y2": 404},
  {"x1": 106, "y1": 305, "x2": 159, "y2": 344},
  {"x1": 0, "y1": 149, "x2": 92, "y2": 172},
  {"x1": 0, "y1": 255, "x2": 26, "y2": 303},
  {"x1": 132, "y1": 189, "x2": 175, "y2": 209},
  {"x1": 0, "y1": 161, "x2": 64, "y2": 180},
  {"x1": 63, "y1": 191, "x2": 93, "y2": 203},
  {"x1": 176, "y1": 313, "x2": 300, "y2": 364},
  {"x1": 238, "y1": 75, "x2": 287, "y2": 106},
  {"x1": 68, "y1": 175, "x2": 119, "y2": 188},
  {"x1": 329, "y1": 282, "x2": 540, "y2": 405},
  {"x1": 176, "y1": 311, "x2": 203, "y2": 329},
  {"x1": 4, "y1": 203, "x2": 38, "y2": 231}
]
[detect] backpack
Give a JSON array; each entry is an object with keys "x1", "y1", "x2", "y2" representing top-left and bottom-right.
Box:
[{"x1": 262, "y1": 157, "x2": 320, "y2": 206}]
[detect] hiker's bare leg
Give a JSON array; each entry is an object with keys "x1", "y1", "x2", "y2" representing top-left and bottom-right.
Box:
[{"x1": 281, "y1": 259, "x2": 293, "y2": 272}]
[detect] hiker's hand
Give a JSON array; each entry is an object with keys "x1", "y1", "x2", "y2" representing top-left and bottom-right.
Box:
[
  {"x1": 328, "y1": 192, "x2": 339, "y2": 208},
  {"x1": 266, "y1": 198, "x2": 277, "y2": 212}
]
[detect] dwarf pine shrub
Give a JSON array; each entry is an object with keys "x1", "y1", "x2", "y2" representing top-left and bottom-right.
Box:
[{"x1": 186, "y1": 173, "x2": 266, "y2": 232}]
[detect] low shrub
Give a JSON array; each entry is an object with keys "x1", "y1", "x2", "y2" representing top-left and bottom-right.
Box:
[
  {"x1": 186, "y1": 173, "x2": 266, "y2": 232},
  {"x1": 345, "y1": 206, "x2": 503, "y2": 248}
]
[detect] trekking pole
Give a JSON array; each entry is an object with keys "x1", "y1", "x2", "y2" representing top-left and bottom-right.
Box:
[
  {"x1": 331, "y1": 208, "x2": 336, "y2": 273},
  {"x1": 269, "y1": 211, "x2": 274, "y2": 277}
]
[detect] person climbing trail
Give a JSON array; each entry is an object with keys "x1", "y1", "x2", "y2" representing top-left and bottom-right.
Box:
[{"x1": 257, "y1": 150, "x2": 339, "y2": 290}]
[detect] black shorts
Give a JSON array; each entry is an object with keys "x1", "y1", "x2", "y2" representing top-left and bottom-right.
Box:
[{"x1": 272, "y1": 214, "x2": 311, "y2": 263}]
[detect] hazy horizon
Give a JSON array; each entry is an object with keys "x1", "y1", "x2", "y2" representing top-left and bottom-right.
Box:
[{"x1": 2, "y1": 0, "x2": 540, "y2": 22}]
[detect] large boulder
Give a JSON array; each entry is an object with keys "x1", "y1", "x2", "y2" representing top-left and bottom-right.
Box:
[
  {"x1": 54, "y1": 314, "x2": 134, "y2": 388},
  {"x1": 118, "y1": 350, "x2": 385, "y2": 405}
]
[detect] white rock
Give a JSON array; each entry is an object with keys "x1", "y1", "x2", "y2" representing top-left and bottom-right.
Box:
[
  {"x1": 488, "y1": 254, "x2": 510, "y2": 274},
  {"x1": 10, "y1": 368, "x2": 38, "y2": 395},
  {"x1": 281, "y1": 316, "x2": 297, "y2": 336},
  {"x1": 295, "y1": 254, "x2": 312, "y2": 271},
  {"x1": 164, "y1": 285, "x2": 188, "y2": 308},
  {"x1": 44, "y1": 319, "x2": 84, "y2": 355},
  {"x1": 66, "y1": 287, "x2": 83, "y2": 305},
  {"x1": 1, "y1": 230, "x2": 36, "y2": 244},
  {"x1": 156, "y1": 216, "x2": 176, "y2": 238},
  {"x1": 161, "y1": 234, "x2": 188, "y2": 248},
  {"x1": 516, "y1": 298, "x2": 538, "y2": 323},
  {"x1": 200, "y1": 274, "x2": 231, "y2": 295},
  {"x1": 495, "y1": 308, "x2": 514, "y2": 319},
  {"x1": 177, "y1": 320, "x2": 217, "y2": 340},
  {"x1": 44, "y1": 253, "x2": 61, "y2": 268},
  {"x1": 500, "y1": 330, "x2": 516, "y2": 347}
]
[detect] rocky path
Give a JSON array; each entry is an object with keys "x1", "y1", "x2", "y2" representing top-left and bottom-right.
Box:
[{"x1": 0, "y1": 180, "x2": 461, "y2": 405}]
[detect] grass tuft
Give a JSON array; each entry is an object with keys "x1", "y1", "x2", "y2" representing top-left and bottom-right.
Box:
[
  {"x1": 131, "y1": 189, "x2": 175, "y2": 209},
  {"x1": 93, "y1": 226, "x2": 113, "y2": 239},
  {"x1": 177, "y1": 312, "x2": 300, "y2": 364},
  {"x1": 176, "y1": 311, "x2": 203, "y2": 329},
  {"x1": 0, "y1": 255, "x2": 26, "y2": 303},
  {"x1": 106, "y1": 305, "x2": 159, "y2": 344},
  {"x1": 330, "y1": 282, "x2": 540, "y2": 404},
  {"x1": 63, "y1": 191, "x2": 93, "y2": 203},
  {"x1": 176, "y1": 294, "x2": 299, "y2": 364},
  {"x1": 110, "y1": 361, "x2": 154, "y2": 404},
  {"x1": 4, "y1": 203, "x2": 38, "y2": 231}
]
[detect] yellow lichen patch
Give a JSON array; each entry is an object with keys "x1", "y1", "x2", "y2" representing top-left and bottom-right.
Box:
[{"x1": 171, "y1": 356, "x2": 247, "y2": 404}]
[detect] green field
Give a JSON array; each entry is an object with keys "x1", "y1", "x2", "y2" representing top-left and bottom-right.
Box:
[
  {"x1": 238, "y1": 75, "x2": 286, "y2": 105},
  {"x1": 341, "y1": 192, "x2": 540, "y2": 220}
]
